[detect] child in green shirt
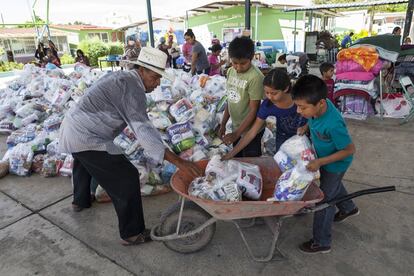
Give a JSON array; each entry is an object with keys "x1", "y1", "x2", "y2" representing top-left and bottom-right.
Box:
[{"x1": 219, "y1": 37, "x2": 264, "y2": 157}]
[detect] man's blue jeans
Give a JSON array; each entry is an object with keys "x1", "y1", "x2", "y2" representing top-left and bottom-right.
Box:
[{"x1": 313, "y1": 168, "x2": 357, "y2": 246}]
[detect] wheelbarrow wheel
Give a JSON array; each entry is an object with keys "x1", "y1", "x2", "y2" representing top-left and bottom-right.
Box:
[{"x1": 159, "y1": 200, "x2": 216, "y2": 254}]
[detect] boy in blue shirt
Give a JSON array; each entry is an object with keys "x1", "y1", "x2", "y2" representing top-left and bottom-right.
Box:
[{"x1": 292, "y1": 75, "x2": 359, "y2": 254}]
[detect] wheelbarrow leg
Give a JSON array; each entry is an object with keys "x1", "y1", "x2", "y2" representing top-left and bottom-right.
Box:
[
  {"x1": 232, "y1": 217, "x2": 286, "y2": 262},
  {"x1": 175, "y1": 196, "x2": 186, "y2": 235}
]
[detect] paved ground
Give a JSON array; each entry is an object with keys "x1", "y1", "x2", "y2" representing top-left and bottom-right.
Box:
[{"x1": 1, "y1": 67, "x2": 413, "y2": 275}]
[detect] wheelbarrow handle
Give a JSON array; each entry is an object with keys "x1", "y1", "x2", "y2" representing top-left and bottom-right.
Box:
[{"x1": 304, "y1": 186, "x2": 396, "y2": 213}]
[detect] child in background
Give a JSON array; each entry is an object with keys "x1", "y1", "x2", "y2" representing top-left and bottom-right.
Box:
[
  {"x1": 222, "y1": 69, "x2": 307, "y2": 160},
  {"x1": 319, "y1": 62, "x2": 335, "y2": 104},
  {"x1": 292, "y1": 75, "x2": 359, "y2": 254},
  {"x1": 208, "y1": 44, "x2": 225, "y2": 76},
  {"x1": 219, "y1": 36, "x2": 264, "y2": 157}
]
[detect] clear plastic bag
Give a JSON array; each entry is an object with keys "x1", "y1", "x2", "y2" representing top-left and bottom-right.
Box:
[
  {"x1": 9, "y1": 143, "x2": 34, "y2": 176},
  {"x1": 273, "y1": 151, "x2": 296, "y2": 172},
  {"x1": 234, "y1": 161, "x2": 262, "y2": 200},
  {"x1": 167, "y1": 121, "x2": 195, "y2": 153},
  {"x1": 279, "y1": 135, "x2": 316, "y2": 162},
  {"x1": 273, "y1": 162, "x2": 314, "y2": 201},
  {"x1": 59, "y1": 155, "x2": 74, "y2": 177},
  {"x1": 169, "y1": 99, "x2": 194, "y2": 123}
]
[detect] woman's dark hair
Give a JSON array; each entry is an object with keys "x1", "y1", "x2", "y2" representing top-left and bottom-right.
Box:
[
  {"x1": 392, "y1": 26, "x2": 401, "y2": 35},
  {"x1": 228, "y1": 36, "x2": 254, "y2": 59},
  {"x1": 48, "y1": 40, "x2": 57, "y2": 50},
  {"x1": 211, "y1": 44, "x2": 222, "y2": 53},
  {"x1": 184, "y1": 29, "x2": 195, "y2": 39},
  {"x1": 76, "y1": 49, "x2": 85, "y2": 57},
  {"x1": 263, "y1": 68, "x2": 291, "y2": 91}
]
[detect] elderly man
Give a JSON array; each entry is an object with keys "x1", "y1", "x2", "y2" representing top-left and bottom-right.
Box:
[{"x1": 59, "y1": 47, "x2": 202, "y2": 246}]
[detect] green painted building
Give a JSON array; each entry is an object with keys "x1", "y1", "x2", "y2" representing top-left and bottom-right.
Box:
[
  {"x1": 50, "y1": 24, "x2": 124, "y2": 53},
  {"x1": 187, "y1": 3, "x2": 306, "y2": 52}
]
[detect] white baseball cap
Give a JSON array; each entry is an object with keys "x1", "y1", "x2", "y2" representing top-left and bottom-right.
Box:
[{"x1": 127, "y1": 47, "x2": 174, "y2": 81}]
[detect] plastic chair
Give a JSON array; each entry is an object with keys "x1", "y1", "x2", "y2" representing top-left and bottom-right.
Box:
[{"x1": 399, "y1": 76, "x2": 414, "y2": 124}]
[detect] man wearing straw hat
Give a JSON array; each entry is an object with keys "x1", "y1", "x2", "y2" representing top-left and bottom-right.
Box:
[{"x1": 59, "y1": 47, "x2": 202, "y2": 246}]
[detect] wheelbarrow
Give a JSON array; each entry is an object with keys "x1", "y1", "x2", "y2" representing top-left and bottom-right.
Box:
[{"x1": 151, "y1": 157, "x2": 395, "y2": 262}]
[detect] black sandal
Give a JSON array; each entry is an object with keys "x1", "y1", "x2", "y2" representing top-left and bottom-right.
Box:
[{"x1": 121, "y1": 229, "x2": 152, "y2": 246}]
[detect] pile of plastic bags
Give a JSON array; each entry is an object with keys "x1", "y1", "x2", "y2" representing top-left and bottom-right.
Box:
[
  {"x1": 272, "y1": 135, "x2": 319, "y2": 201},
  {"x1": 0, "y1": 64, "x2": 104, "y2": 179},
  {"x1": 2, "y1": 65, "x2": 269, "y2": 197},
  {"x1": 188, "y1": 155, "x2": 263, "y2": 201}
]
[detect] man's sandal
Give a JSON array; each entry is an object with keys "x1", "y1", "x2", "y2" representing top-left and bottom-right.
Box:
[{"x1": 121, "y1": 229, "x2": 152, "y2": 246}]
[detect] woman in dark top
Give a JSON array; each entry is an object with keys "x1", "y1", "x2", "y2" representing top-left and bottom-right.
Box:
[
  {"x1": 184, "y1": 29, "x2": 210, "y2": 75},
  {"x1": 48, "y1": 40, "x2": 61, "y2": 64},
  {"x1": 35, "y1": 42, "x2": 46, "y2": 62},
  {"x1": 75, "y1": 49, "x2": 90, "y2": 67}
]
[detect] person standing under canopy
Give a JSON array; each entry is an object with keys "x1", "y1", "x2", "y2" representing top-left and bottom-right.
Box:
[{"x1": 59, "y1": 47, "x2": 202, "y2": 246}]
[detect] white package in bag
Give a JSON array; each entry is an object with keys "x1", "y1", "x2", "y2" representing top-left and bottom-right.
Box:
[
  {"x1": 234, "y1": 161, "x2": 262, "y2": 200},
  {"x1": 279, "y1": 135, "x2": 316, "y2": 162},
  {"x1": 273, "y1": 162, "x2": 314, "y2": 201}
]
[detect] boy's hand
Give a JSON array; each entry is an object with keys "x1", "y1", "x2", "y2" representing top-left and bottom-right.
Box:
[
  {"x1": 306, "y1": 159, "x2": 321, "y2": 172},
  {"x1": 297, "y1": 125, "x2": 309, "y2": 136},
  {"x1": 223, "y1": 133, "x2": 239, "y2": 145}
]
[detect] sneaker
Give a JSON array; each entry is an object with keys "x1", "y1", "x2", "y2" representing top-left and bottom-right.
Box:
[
  {"x1": 299, "y1": 240, "x2": 331, "y2": 254},
  {"x1": 334, "y1": 208, "x2": 360, "y2": 223}
]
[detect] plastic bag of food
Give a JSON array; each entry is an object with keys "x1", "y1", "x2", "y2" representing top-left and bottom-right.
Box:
[
  {"x1": 96, "y1": 185, "x2": 112, "y2": 203},
  {"x1": 169, "y1": 99, "x2": 194, "y2": 122},
  {"x1": 46, "y1": 140, "x2": 59, "y2": 156},
  {"x1": 273, "y1": 162, "x2": 314, "y2": 201},
  {"x1": 188, "y1": 176, "x2": 241, "y2": 202},
  {"x1": 43, "y1": 115, "x2": 63, "y2": 132},
  {"x1": 9, "y1": 143, "x2": 34, "y2": 176},
  {"x1": 31, "y1": 154, "x2": 45, "y2": 174},
  {"x1": 40, "y1": 156, "x2": 62, "y2": 177},
  {"x1": 59, "y1": 155, "x2": 74, "y2": 177},
  {"x1": 166, "y1": 121, "x2": 195, "y2": 153},
  {"x1": 205, "y1": 155, "x2": 227, "y2": 179},
  {"x1": 0, "y1": 160, "x2": 9, "y2": 179},
  {"x1": 148, "y1": 111, "x2": 172, "y2": 130},
  {"x1": 234, "y1": 161, "x2": 262, "y2": 200},
  {"x1": 273, "y1": 150, "x2": 296, "y2": 172},
  {"x1": 279, "y1": 135, "x2": 316, "y2": 162}
]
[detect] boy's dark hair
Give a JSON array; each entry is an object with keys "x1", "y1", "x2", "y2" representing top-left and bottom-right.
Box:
[
  {"x1": 211, "y1": 44, "x2": 222, "y2": 53},
  {"x1": 228, "y1": 36, "x2": 254, "y2": 59},
  {"x1": 292, "y1": 75, "x2": 328, "y2": 105},
  {"x1": 184, "y1": 29, "x2": 195, "y2": 39},
  {"x1": 349, "y1": 32, "x2": 354, "y2": 36},
  {"x1": 319, "y1": 62, "x2": 335, "y2": 75},
  {"x1": 263, "y1": 68, "x2": 291, "y2": 91}
]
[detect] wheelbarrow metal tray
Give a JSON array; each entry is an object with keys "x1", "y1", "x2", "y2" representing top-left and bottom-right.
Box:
[{"x1": 170, "y1": 157, "x2": 324, "y2": 220}]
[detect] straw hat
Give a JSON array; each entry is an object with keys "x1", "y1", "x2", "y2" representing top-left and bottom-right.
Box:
[{"x1": 127, "y1": 47, "x2": 174, "y2": 81}]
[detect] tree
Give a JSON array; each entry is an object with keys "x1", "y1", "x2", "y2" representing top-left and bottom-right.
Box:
[
  {"x1": 313, "y1": 0, "x2": 407, "y2": 12},
  {"x1": 68, "y1": 21, "x2": 89, "y2": 25},
  {"x1": 17, "y1": 15, "x2": 46, "y2": 28}
]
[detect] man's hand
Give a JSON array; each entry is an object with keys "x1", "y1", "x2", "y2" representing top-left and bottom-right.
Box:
[
  {"x1": 223, "y1": 132, "x2": 239, "y2": 145},
  {"x1": 297, "y1": 125, "x2": 309, "y2": 136},
  {"x1": 218, "y1": 124, "x2": 226, "y2": 139},
  {"x1": 306, "y1": 159, "x2": 321, "y2": 172}
]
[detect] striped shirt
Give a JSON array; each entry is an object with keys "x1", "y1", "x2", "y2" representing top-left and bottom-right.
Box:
[{"x1": 59, "y1": 70, "x2": 166, "y2": 164}]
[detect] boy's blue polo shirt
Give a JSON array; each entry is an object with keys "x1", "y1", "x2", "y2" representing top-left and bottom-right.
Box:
[{"x1": 308, "y1": 100, "x2": 353, "y2": 173}]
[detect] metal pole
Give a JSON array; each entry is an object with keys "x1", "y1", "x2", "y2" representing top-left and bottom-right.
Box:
[
  {"x1": 46, "y1": 0, "x2": 51, "y2": 39},
  {"x1": 185, "y1": 10, "x2": 189, "y2": 30},
  {"x1": 146, "y1": 0, "x2": 155, "y2": 47},
  {"x1": 403, "y1": 0, "x2": 414, "y2": 40},
  {"x1": 245, "y1": 0, "x2": 251, "y2": 32},
  {"x1": 255, "y1": 5, "x2": 259, "y2": 42},
  {"x1": 294, "y1": 11, "x2": 297, "y2": 52}
]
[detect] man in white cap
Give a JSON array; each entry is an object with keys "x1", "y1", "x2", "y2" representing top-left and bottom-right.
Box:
[{"x1": 59, "y1": 47, "x2": 202, "y2": 245}]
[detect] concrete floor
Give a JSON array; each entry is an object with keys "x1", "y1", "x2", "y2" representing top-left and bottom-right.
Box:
[{"x1": 0, "y1": 117, "x2": 413, "y2": 276}]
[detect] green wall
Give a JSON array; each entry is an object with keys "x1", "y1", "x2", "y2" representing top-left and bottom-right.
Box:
[{"x1": 188, "y1": 6, "x2": 304, "y2": 41}]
